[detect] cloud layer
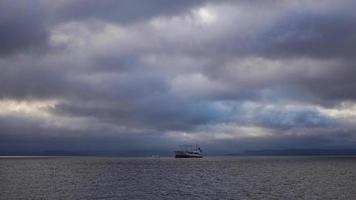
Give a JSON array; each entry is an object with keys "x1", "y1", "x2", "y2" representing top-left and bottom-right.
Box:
[{"x1": 1, "y1": 0, "x2": 356, "y2": 155}]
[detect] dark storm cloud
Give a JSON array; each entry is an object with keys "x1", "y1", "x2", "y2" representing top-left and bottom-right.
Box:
[
  {"x1": 1, "y1": 0, "x2": 356, "y2": 154},
  {"x1": 0, "y1": 53, "x2": 105, "y2": 101},
  {"x1": 0, "y1": 0, "x2": 48, "y2": 56},
  {"x1": 0, "y1": 115, "x2": 174, "y2": 155},
  {"x1": 259, "y1": 4, "x2": 356, "y2": 59},
  {"x1": 51, "y1": 96, "x2": 225, "y2": 131},
  {"x1": 260, "y1": 110, "x2": 333, "y2": 130},
  {"x1": 195, "y1": 0, "x2": 356, "y2": 60},
  {"x1": 201, "y1": 0, "x2": 356, "y2": 104},
  {"x1": 0, "y1": 0, "x2": 205, "y2": 57},
  {"x1": 209, "y1": 128, "x2": 356, "y2": 154}
]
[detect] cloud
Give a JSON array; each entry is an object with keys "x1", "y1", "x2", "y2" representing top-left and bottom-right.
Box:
[
  {"x1": 0, "y1": 0, "x2": 48, "y2": 56},
  {"x1": 1, "y1": 0, "x2": 356, "y2": 154},
  {"x1": 54, "y1": 0, "x2": 206, "y2": 24},
  {"x1": 258, "y1": 0, "x2": 356, "y2": 59}
]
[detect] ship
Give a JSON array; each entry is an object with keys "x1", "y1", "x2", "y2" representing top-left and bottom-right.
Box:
[{"x1": 174, "y1": 144, "x2": 203, "y2": 158}]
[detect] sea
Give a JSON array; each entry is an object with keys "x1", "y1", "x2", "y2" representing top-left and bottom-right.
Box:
[{"x1": 1, "y1": 156, "x2": 356, "y2": 200}]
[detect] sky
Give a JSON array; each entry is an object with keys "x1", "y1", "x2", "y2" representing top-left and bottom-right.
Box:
[{"x1": 1, "y1": 0, "x2": 356, "y2": 155}]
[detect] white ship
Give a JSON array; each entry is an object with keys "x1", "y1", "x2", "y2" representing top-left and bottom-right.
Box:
[{"x1": 174, "y1": 144, "x2": 203, "y2": 158}]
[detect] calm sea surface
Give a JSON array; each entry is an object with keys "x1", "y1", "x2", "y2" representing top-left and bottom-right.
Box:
[{"x1": 1, "y1": 156, "x2": 356, "y2": 200}]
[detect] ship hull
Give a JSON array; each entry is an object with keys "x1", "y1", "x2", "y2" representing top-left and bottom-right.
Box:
[
  {"x1": 174, "y1": 151, "x2": 203, "y2": 158},
  {"x1": 175, "y1": 154, "x2": 203, "y2": 158}
]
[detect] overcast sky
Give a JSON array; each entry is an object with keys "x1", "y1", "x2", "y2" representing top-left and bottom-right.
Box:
[{"x1": 1, "y1": 0, "x2": 356, "y2": 155}]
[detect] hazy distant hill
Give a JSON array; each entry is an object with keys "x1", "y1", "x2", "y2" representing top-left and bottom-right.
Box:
[
  {"x1": 0, "y1": 150, "x2": 91, "y2": 156},
  {"x1": 232, "y1": 149, "x2": 356, "y2": 156}
]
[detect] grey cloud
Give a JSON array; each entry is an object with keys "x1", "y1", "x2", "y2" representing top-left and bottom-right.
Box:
[
  {"x1": 1, "y1": 0, "x2": 356, "y2": 154},
  {"x1": 205, "y1": 0, "x2": 356, "y2": 60},
  {"x1": 0, "y1": 0, "x2": 205, "y2": 57},
  {"x1": 209, "y1": 128, "x2": 356, "y2": 154},
  {"x1": 0, "y1": 0, "x2": 48, "y2": 56},
  {"x1": 0, "y1": 114, "x2": 176, "y2": 155},
  {"x1": 55, "y1": 0, "x2": 205, "y2": 24},
  {"x1": 51, "y1": 95, "x2": 225, "y2": 131},
  {"x1": 259, "y1": 6, "x2": 356, "y2": 59},
  {"x1": 253, "y1": 110, "x2": 334, "y2": 130},
  {"x1": 208, "y1": 101, "x2": 335, "y2": 130}
]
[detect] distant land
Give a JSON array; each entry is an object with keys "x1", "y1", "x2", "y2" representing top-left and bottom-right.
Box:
[
  {"x1": 228, "y1": 149, "x2": 356, "y2": 156},
  {"x1": 0, "y1": 150, "x2": 92, "y2": 157},
  {"x1": 2, "y1": 149, "x2": 356, "y2": 157}
]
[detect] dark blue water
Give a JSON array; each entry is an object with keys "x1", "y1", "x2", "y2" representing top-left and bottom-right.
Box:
[{"x1": 1, "y1": 156, "x2": 356, "y2": 199}]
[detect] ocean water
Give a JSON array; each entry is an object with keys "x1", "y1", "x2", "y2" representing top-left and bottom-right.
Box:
[{"x1": 1, "y1": 156, "x2": 356, "y2": 200}]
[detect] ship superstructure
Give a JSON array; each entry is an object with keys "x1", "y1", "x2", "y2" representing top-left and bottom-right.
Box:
[{"x1": 174, "y1": 144, "x2": 203, "y2": 158}]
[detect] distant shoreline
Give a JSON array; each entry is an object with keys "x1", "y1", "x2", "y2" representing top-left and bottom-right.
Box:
[
  {"x1": 2, "y1": 149, "x2": 356, "y2": 157},
  {"x1": 227, "y1": 149, "x2": 356, "y2": 156}
]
